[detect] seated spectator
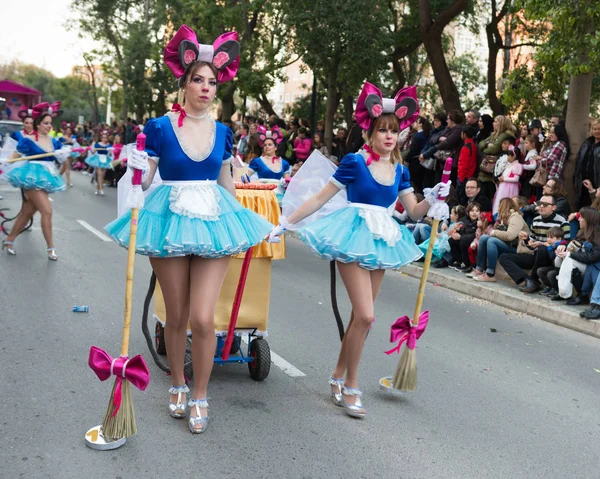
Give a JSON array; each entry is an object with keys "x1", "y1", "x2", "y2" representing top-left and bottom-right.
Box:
[
  {"x1": 574, "y1": 120, "x2": 600, "y2": 208},
  {"x1": 553, "y1": 207, "x2": 600, "y2": 305},
  {"x1": 448, "y1": 202, "x2": 480, "y2": 272},
  {"x1": 477, "y1": 115, "x2": 515, "y2": 201},
  {"x1": 470, "y1": 198, "x2": 529, "y2": 282},
  {"x1": 463, "y1": 178, "x2": 493, "y2": 212},
  {"x1": 537, "y1": 227, "x2": 567, "y2": 296},
  {"x1": 498, "y1": 194, "x2": 570, "y2": 293},
  {"x1": 522, "y1": 179, "x2": 570, "y2": 227},
  {"x1": 467, "y1": 210, "x2": 494, "y2": 269}
]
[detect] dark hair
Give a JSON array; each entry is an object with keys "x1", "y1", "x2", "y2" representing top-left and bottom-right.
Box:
[
  {"x1": 241, "y1": 123, "x2": 249, "y2": 132},
  {"x1": 418, "y1": 116, "x2": 432, "y2": 137},
  {"x1": 552, "y1": 123, "x2": 570, "y2": 158},
  {"x1": 447, "y1": 109, "x2": 465, "y2": 125},
  {"x1": 461, "y1": 125, "x2": 477, "y2": 138},
  {"x1": 508, "y1": 146, "x2": 522, "y2": 161},
  {"x1": 525, "y1": 134, "x2": 541, "y2": 152},
  {"x1": 34, "y1": 113, "x2": 52, "y2": 130},
  {"x1": 468, "y1": 109, "x2": 481, "y2": 120},
  {"x1": 504, "y1": 136, "x2": 516, "y2": 146},
  {"x1": 466, "y1": 202, "x2": 481, "y2": 215},
  {"x1": 466, "y1": 177, "x2": 480, "y2": 186},
  {"x1": 433, "y1": 112, "x2": 447, "y2": 127},
  {"x1": 547, "y1": 226, "x2": 564, "y2": 239},
  {"x1": 452, "y1": 205, "x2": 466, "y2": 218},
  {"x1": 479, "y1": 114, "x2": 493, "y2": 138},
  {"x1": 540, "y1": 194, "x2": 557, "y2": 205},
  {"x1": 257, "y1": 118, "x2": 265, "y2": 126},
  {"x1": 277, "y1": 118, "x2": 286, "y2": 129},
  {"x1": 298, "y1": 127, "x2": 308, "y2": 135},
  {"x1": 579, "y1": 207, "x2": 600, "y2": 245},
  {"x1": 546, "y1": 179, "x2": 567, "y2": 198},
  {"x1": 514, "y1": 196, "x2": 529, "y2": 208}
]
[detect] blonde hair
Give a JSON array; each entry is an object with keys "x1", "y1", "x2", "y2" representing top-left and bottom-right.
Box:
[
  {"x1": 366, "y1": 114, "x2": 403, "y2": 165},
  {"x1": 498, "y1": 198, "x2": 521, "y2": 222},
  {"x1": 492, "y1": 115, "x2": 514, "y2": 139}
]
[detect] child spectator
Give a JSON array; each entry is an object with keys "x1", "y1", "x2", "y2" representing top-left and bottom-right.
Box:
[
  {"x1": 537, "y1": 226, "x2": 567, "y2": 296},
  {"x1": 293, "y1": 127, "x2": 312, "y2": 162},
  {"x1": 457, "y1": 125, "x2": 478, "y2": 204},
  {"x1": 493, "y1": 136, "x2": 516, "y2": 181},
  {"x1": 493, "y1": 145, "x2": 523, "y2": 214},
  {"x1": 448, "y1": 202, "x2": 480, "y2": 273}
]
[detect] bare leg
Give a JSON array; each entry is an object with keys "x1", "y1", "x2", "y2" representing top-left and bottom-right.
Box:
[
  {"x1": 96, "y1": 168, "x2": 105, "y2": 193},
  {"x1": 59, "y1": 158, "x2": 72, "y2": 185},
  {"x1": 23, "y1": 190, "x2": 53, "y2": 249},
  {"x1": 5, "y1": 200, "x2": 37, "y2": 242},
  {"x1": 150, "y1": 257, "x2": 191, "y2": 403},
  {"x1": 332, "y1": 268, "x2": 385, "y2": 379},
  {"x1": 188, "y1": 255, "x2": 230, "y2": 427}
]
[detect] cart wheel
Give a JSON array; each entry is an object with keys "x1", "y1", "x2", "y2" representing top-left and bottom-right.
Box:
[
  {"x1": 155, "y1": 323, "x2": 166, "y2": 355},
  {"x1": 248, "y1": 338, "x2": 270, "y2": 381},
  {"x1": 229, "y1": 336, "x2": 240, "y2": 355}
]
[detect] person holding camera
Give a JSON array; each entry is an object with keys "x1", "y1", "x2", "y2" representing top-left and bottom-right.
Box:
[{"x1": 498, "y1": 195, "x2": 570, "y2": 293}]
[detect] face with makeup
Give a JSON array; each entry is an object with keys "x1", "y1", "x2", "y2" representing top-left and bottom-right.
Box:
[
  {"x1": 184, "y1": 63, "x2": 218, "y2": 111},
  {"x1": 37, "y1": 115, "x2": 53, "y2": 135},
  {"x1": 263, "y1": 138, "x2": 276, "y2": 156},
  {"x1": 23, "y1": 117, "x2": 34, "y2": 133}
]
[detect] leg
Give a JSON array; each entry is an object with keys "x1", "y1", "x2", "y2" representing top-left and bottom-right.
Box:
[
  {"x1": 448, "y1": 238, "x2": 461, "y2": 264},
  {"x1": 187, "y1": 255, "x2": 231, "y2": 429},
  {"x1": 332, "y1": 267, "x2": 385, "y2": 381},
  {"x1": 60, "y1": 158, "x2": 72, "y2": 185},
  {"x1": 150, "y1": 257, "x2": 191, "y2": 402},
  {"x1": 460, "y1": 234, "x2": 476, "y2": 266},
  {"x1": 484, "y1": 237, "x2": 511, "y2": 275},
  {"x1": 96, "y1": 168, "x2": 105, "y2": 193},
  {"x1": 5, "y1": 199, "x2": 37, "y2": 243},
  {"x1": 476, "y1": 235, "x2": 490, "y2": 272},
  {"x1": 537, "y1": 266, "x2": 552, "y2": 287},
  {"x1": 26, "y1": 190, "x2": 54, "y2": 249},
  {"x1": 498, "y1": 253, "x2": 535, "y2": 285},
  {"x1": 530, "y1": 247, "x2": 551, "y2": 283}
]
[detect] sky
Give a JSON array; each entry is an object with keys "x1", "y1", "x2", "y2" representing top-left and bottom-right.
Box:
[{"x1": 0, "y1": 0, "x2": 98, "y2": 78}]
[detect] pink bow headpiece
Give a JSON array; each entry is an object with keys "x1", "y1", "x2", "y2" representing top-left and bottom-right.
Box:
[
  {"x1": 255, "y1": 125, "x2": 283, "y2": 147},
  {"x1": 164, "y1": 25, "x2": 240, "y2": 86},
  {"x1": 88, "y1": 346, "x2": 150, "y2": 416},
  {"x1": 18, "y1": 107, "x2": 33, "y2": 120},
  {"x1": 31, "y1": 101, "x2": 62, "y2": 119},
  {"x1": 384, "y1": 312, "x2": 429, "y2": 355},
  {"x1": 355, "y1": 82, "x2": 419, "y2": 131}
]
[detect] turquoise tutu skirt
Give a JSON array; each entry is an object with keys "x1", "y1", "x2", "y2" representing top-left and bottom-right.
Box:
[
  {"x1": 297, "y1": 205, "x2": 422, "y2": 270},
  {"x1": 104, "y1": 182, "x2": 274, "y2": 258},
  {"x1": 6, "y1": 161, "x2": 66, "y2": 193},
  {"x1": 85, "y1": 154, "x2": 111, "y2": 169}
]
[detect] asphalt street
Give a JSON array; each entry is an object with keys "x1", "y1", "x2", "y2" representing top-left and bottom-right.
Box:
[{"x1": 1, "y1": 173, "x2": 599, "y2": 479}]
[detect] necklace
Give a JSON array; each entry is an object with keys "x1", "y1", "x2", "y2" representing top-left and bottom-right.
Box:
[{"x1": 186, "y1": 111, "x2": 208, "y2": 120}]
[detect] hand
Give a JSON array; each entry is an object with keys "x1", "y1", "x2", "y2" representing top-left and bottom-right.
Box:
[
  {"x1": 418, "y1": 154, "x2": 425, "y2": 162},
  {"x1": 498, "y1": 176, "x2": 504, "y2": 182},
  {"x1": 470, "y1": 243, "x2": 476, "y2": 250},
  {"x1": 556, "y1": 244, "x2": 566, "y2": 254},
  {"x1": 582, "y1": 179, "x2": 593, "y2": 190},
  {"x1": 441, "y1": 223, "x2": 448, "y2": 231},
  {"x1": 267, "y1": 223, "x2": 287, "y2": 243},
  {"x1": 530, "y1": 241, "x2": 542, "y2": 249},
  {"x1": 439, "y1": 136, "x2": 447, "y2": 142},
  {"x1": 128, "y1": 148, "x2": 149, "y2": 172},
  {"x1": 54, "y1": 147, "x2": 70, "y2": 163},
  {"x1": 490, "y1": 230, "x2": 496, "y2": 237},
  {"x1": 519, "y1": 231, "x2": 528, "y2": 240},
  {"x1": 556, "y1": 250, "x2": 568, "y2": 259},
  {"x1": 424, "y1": 180, "x2": 452, "y2": 205},
  {"x1": 568, "y1": 212, "x2": 577, "y2": 221},
  {"x1": 451, "y1": 232, "x2": 460, "y2": 240}
]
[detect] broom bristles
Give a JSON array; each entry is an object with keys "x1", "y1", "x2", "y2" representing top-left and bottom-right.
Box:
[
  {"x1": 392, "y1": 347, "x2": 417, "y2": 391},
  {"x1": 102, "y1": 379, "x2": 137, "y2": 440}
]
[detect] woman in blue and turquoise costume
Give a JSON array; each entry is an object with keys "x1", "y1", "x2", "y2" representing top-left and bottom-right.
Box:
[
  {"x1": 105, "y1": 25, "x2": 272, "y2": 435},
  {"x1": 3, "y1": 101, "x2": 70, "y2": 260},
  {"x1": 244, "y1": 125, "x2": 290, "y2": 201},
  {"x1": 269, "y1": 82, "x2": 451, "y2": 419},
  {"x1": 58, "y1": 124, "x2": 80, "y2": 188},
  {"x1": 86, "y1": 131, "x2": 112, "y2": 196}
]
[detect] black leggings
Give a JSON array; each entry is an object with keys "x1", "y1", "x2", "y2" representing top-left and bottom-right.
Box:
[{"x1": 449, "y1": 234, "x2": 476, "y2": 266}]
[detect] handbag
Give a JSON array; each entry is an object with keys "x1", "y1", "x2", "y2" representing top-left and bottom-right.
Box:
[
  {"x1": 420, "y1": 157, "x2": 436, "y2": 170},
  {"x1": 479, "y1": 154, "x2": 498, "y2": 174},
  {"x1": 529, "y1": 159, "x2": 547, "y2": 187},
  {"x1": 434, "y1": 149, "x2": 453, "y2": 164}
]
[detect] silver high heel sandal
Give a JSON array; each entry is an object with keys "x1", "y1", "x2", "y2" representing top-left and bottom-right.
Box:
[
  {"x1": 188, "y1": 399, "x2": 209, "y2": 434},
  {"x1": 342, "y1": 387, "x2": 366, "y2": 419},
  {"x1": 168, "y1": 385, "x2": 189, "y2": 418},
  {"x1": 2, "y1": 240, "x2": 16, "y2": 255},
  {"x1": 328, "y1": 377, "x2": 344, "y2": 407},
  {"x1": 47, "y1": 248, "x2": 58, "y2": 261}
]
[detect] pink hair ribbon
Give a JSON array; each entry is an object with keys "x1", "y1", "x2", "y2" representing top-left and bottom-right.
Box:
[{"x1": 355, "y1": 82, "x2": 419, "y2": 131}]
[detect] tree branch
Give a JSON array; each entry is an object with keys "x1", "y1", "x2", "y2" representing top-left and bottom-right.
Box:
[
  {"x1": 393, "y1": 39, "x2": 422, "y2": 61},
  {"x1": 501, "y1": 42, "x2": 542, "y2": 49},
  {"x1": 430, "y1": 0, "x2": 469, "y2": 35}
]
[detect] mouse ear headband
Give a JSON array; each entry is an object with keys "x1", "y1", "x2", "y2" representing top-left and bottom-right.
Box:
[
  {"x1": 355, "y1": 82, "x2": 419, "y2": 131},
  {"x1": 164, "y1": 25, "x2": 240, "y2": 87},
  {"x1": 18, "y1": 107, "x2": 33, "y2": 120},
  {"x1": 31, "y1": 101, "x2": 62, "y2": 119},
  {"x1": 255, "y1": 125, "x2": 283, "y2": 147}
]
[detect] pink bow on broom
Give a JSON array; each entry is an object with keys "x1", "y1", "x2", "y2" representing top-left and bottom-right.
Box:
[
  {"x1": 88, "y1": 346, "x2": 150, "y2": 416},
  {"x1": 384, "y1": 312, "x2": 429, "y2": 355}
]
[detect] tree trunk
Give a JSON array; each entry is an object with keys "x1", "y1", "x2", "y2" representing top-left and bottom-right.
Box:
[
  {"x1": 324, "y1": 70, "x2": 339, "y2": 152},
  {"x1": 257, "y1": 93, "x2": 277, "y2": 117},
  {"x1": 121, "y1": 94, "x2": 128, "y2": 122},
  {"x1": 392, "y1": 58, "x2": 407, "y2": 92},
  {"x1": 486, "y1": 26, "x2": 505, "y2": 116},
  {"x1": 564, "y1": 72, "x2": 593, "y2": 207},
  {"x1": 422, "y1": 33, "x2": 463, "y2": 113},
  {"x1": 220, "y1": 84, "x2": 236, "y2": 122}
]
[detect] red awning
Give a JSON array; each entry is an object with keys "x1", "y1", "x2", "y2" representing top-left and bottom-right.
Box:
[{"x1": 0, "y1": 79, "x2": 42, "y2": 96}]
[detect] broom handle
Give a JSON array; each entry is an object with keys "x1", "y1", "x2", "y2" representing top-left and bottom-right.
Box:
[
  {"x1": 411, "y1": 157, "x2": 452, "y2": 327},
  {"x1": 7, "y1": 147, "x2": 90, "y2": 163},
  {"x1": 120, "y1": 133, "x2": 146, "y2": 357},
  {"x1": 411, "y1": 219, "x2": 440, "y2": 326}
]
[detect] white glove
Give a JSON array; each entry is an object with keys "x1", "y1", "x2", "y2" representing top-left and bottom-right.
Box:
[
  {"x1": 128, "y1": 148, "x2": 150, "y2": 172},
  {"x1": 267, "y1": 224, "x2": 286, "y2": 243},
  {"x1": 54, "y1": 147, "x2": 71, "y2": 163},
  {"x1": 424, "y1": 180, "x2": 452, "y2": 206},
  {"x1": 427, "y1": 202, "x2": 449, "y2": 221},
  {"x1": 241, "y1": 174, "x2": 251, "y2": 184}
]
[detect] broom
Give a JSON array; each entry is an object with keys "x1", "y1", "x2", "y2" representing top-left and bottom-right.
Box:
[
  {"x1": 391, "y1": 157, "x2": 452, "y2": 391},
  {"x1": 88, "y1": 134, "x2": 150, "y2": 441}
]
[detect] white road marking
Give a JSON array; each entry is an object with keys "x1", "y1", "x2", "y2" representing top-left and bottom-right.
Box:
[
  {"x1": 76, "y1": 219, "x2": 112, "y2": 242},
  {"x1": 241, "y1": 337, "x2": 306, "y2": 378}
]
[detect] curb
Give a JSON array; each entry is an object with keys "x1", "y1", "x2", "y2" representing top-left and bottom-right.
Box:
[{"x1": 399, "y1": 264, "x2": 600, "y2": 341}]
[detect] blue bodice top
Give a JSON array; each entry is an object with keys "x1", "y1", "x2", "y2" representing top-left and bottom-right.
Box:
[
  {"x1": 143, "y1": 113, "x2": 233, "y2": 181},
  {"x1": 94, "y1": 142, "x2": 111, "y2": 155},
  {"x1": 11, "y1": 130, "x2": 24, "y2": 142},
  {"x1": 249, "y1": 156, "x2": 290, "y2": 180},
  {"x1": 61, "y1": 136, "x2": 77, "y2": 146},
  {"x1": 331, "y1": 152, "x2": 413, "y2": 208},
  {"x1": 16, "y1": 137, "x2": 62, "y2": 162}
]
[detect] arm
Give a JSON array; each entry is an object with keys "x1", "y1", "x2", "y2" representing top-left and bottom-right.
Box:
[
  {"x1": 218, "y1": 162, "x2": 236, "y2": 197},
  {"x1": 570, "y1": 245, "x2": 600, "y2": 264},
  {"x1": 141, "y1": 158, "x2": 158, "y2": 191},
  {"x1": 296, "y1": 139, "x2": 312, "y2": 157},
  {"x1": 399, "y1": 193, "x2": 432, "y2": 221},
  {"x1": 492, "y1": 215, "x2": 524, "y2": 242},
  {"x1": 546, "y1": 143, "x2": 566, "y2": 179},
  {"x1": 287, "y1": 182, "x2": 341, "y2": 225},
  {"x1": 503, "y1": 164, "x2": 522, "y2": 183},
  {"x1": 434, "y1": 127, "x2": 462, "y2": 152}
]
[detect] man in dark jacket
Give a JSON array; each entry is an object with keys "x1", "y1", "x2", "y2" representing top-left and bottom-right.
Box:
[
  {"x1": 345, "y1": 114, "x2": 364, "y2": 153},
  {"x1": 574, "y1": 123, "x2": 600, "y2": 208},
  {"x1": 464, "y1": 178, "x2": 493, "y2": 212}
]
